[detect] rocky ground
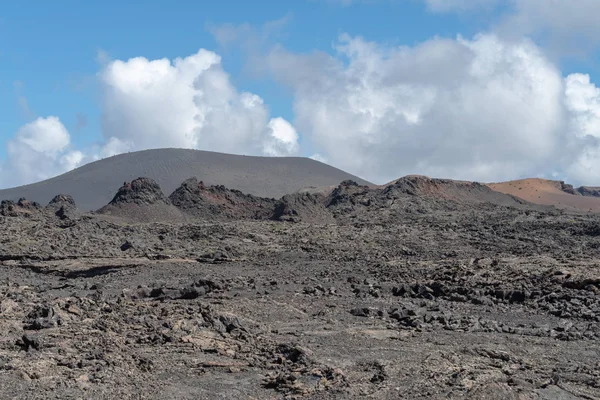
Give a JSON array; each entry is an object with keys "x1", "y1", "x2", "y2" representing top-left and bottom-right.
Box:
[{"x1": 1, "y1": 177, "x2": 600, "y2": 399}]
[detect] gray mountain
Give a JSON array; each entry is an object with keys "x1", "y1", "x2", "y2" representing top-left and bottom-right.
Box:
[{"x1": 0, "y1": 148, "x2": 373, "y2": 211}]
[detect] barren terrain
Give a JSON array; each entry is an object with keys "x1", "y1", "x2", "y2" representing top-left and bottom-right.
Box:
[
  {"x1": 0, "y1": 176, "x2": 599, "y2": 399},
  {"x1": 489, "y1": 178, "x2": 600, "y2": 213}
]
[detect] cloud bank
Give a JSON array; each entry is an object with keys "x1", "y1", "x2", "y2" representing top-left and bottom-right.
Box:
[
  {"x1": 267, "y1": 33, "x2": 600, "y2": 183},
  {"x1": 2, "y1": 49, "x2": 299, "y2": 187},
  {"x1": 3, "y1": 8, "x2": 600, "y2": 188},
  {"x1": 3, "y1": 117, "x2": 83, "y2": 187}
]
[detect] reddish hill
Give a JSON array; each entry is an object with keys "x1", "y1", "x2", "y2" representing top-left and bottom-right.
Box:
[{"x1": 488, "y1": 178, "x2": 600, "y2": 213}]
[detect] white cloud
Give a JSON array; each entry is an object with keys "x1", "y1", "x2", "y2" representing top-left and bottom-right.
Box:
[
  {"x1": 1, "y1": 48, "x2": 299, "y2": 189},
  {"x1": 263, "y1": 117, "x2": 300, "y2": 156},
  {"x1": 99, "y1": 49, "x2": 297, "y2": 157},
  {"x1": 268, "y1": 33, "x2": 600, "y2": 184},
  {"x1": 15, "y1": 116, "x2": 70, "y2": 155},
  {"x1": 564, "y1": 74, "x2": 600, "y2": 182},
  {"x1": 0, "y1": 43, "x2": 300, "y2": 188},
  {"x1": 4, "y1": 27, "x2": 600, "y2": 190},
  {"x1": 565, "y1": 74, "x2": 600, "y2": 139},
  {"x1": 2, "y1": 117, "x2": 84, "y2": 187}
]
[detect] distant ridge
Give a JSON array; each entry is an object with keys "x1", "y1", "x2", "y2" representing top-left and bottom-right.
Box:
[
  {"x1": 488, "y1": 178, "x2": 600, "y2": 213},
  {"x1": 0, "y1": 148, "x2": 373, "y2": 211}
]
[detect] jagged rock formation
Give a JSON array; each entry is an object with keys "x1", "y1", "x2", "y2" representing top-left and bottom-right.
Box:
[
  {"x1": 0, "y1": 198, "x2": 42, "y2": 217},
  {"x1": 559, "y1": 181, "x2": 577, "y2": 195},
  {"x1": 45, "y1": 194, "x2": 79, "y2": 220},
  {"x1": 107, "y1": 178, "x2": 172, "y2": 206},
  {"x1": 0, "y1": 175, "x2": 550, "y2": 224},
  {"x1": 576, "y1": 186, "x2": 600, "y2": 197},
  {"x1": 273, "y1": 191, "x2": 334, "y2": 223},
  {"x1": 47, "y1": 194, "x2": 76, "y2": 208},
  {"x1": 273, "y1": 176, "x2": 534, "y2": 223},
  {"x1": 169, "y1": 177, "x2": 277, "y2": 220},
  {"x1": 560, "y1": 182, "x2": 600, "y2": 197},
  {"x1": 386, "y1": 176, "x2": 526, "y2": 205},
  {"x1": 96, "y1": 177, "x2": 184, "y2": 223}
]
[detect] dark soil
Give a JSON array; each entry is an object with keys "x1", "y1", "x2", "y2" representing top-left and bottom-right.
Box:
[{"x1": 1, "y1": 176, "x2": 599, "y2": 399}]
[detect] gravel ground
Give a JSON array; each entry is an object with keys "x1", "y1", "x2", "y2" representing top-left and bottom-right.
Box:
[{"x1": 0, "y1": 177, "x2": 599, "y2": 399}]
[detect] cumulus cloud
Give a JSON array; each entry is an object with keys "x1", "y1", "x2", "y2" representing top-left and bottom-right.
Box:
[
  {"x1": 99, "y1": 49, "x2": 298, "y2": 157},
  {"x1": 267, "y1": 33, "x2": 600, "y2": 184},
  {"x1": 263, "y1": 117, "x2": 300, "y2": 156},
  {"x1": 565, "y1": 74, "x2": 600, "y2": 139},
  {"x1": 2, "y1": 117, "x2": 84, "y2": 187},
  {"x1": 1, "y1": 48, "x2": 300, "y2": 189},
  {"x1": 564, "y1": 74, "x2": 600, "y2": 182},
  {"x1": 5, "y1": 25, "x2": 600, "y2": 189}
]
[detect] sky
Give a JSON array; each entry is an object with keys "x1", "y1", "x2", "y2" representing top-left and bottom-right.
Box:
[{"x1": 2, "y1": 0, "x2": 600, "y2": 188}]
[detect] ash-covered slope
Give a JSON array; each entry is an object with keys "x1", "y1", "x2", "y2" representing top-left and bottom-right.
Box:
[
  {"x1": 169, "y1": 177, "x2": 277, "y2": 220},
  {"x1": 0, "y1": 148, "x2": 373, "y2": 211}
]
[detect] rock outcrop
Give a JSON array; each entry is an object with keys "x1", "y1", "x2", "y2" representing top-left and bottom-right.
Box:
[
  {"x1": 169, "y1": 177, "x2": 277, "y2": 220},
  {"x1": 97, "y1": 178, "x2": 183, "y2": 223},
  {"x1": 0, "y1": 198, "x2": 42, "y2": 217},
  {"x1": 108, "y1": 178, "x2": 171, "y2": 206},
  {"x1": 46, "y1": 194, "x2": 79, "y2": 220}
]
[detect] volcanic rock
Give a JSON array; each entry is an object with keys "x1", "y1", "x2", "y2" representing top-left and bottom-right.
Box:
[
  {"x1": 48, "y1": 194, "x2": 76, "y2": 208},
  {"x1": 2, "y1": 169, "x2": 600, "y2": 398},
  {"x1": 46, "y1": 194, "x2": 79, "y2": 220},
  {"x1": 385, "y1": 175, "x2": 527, "y2": 207},
  {"x1": 577, "y1": 186, "x2": 600, "y2": 197},
  {"x1": 108, "y1": 178, "x2": 171, "y2": 206},
  {"x1": 169, "y1": 177, "x2": 277, "y2": 220},
  {"x1": 96, "y1": 177, "x2": 184, "y2": 223},
  {"x1": 0, "y1": 198, "x2": 42, "y2": 217},
  {"x1": 272, "y1": 191, "x2": 332, "y2": 223}
]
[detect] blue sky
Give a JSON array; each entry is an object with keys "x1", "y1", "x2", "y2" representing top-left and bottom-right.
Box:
[
  {"x1": 2, "y1": 0, "x2": 600, "y2": 187},
  {"x1": 1, "y1": 1, "x2": 470, "y2": 149}
]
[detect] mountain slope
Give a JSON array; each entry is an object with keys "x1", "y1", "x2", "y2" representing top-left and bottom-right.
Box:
[
  {"x1": 488, "y1": 178, "x2": 600, "y2": 212},
  {"x1": 0, "y1": 148, "x2": 373, "y2": 211}
]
